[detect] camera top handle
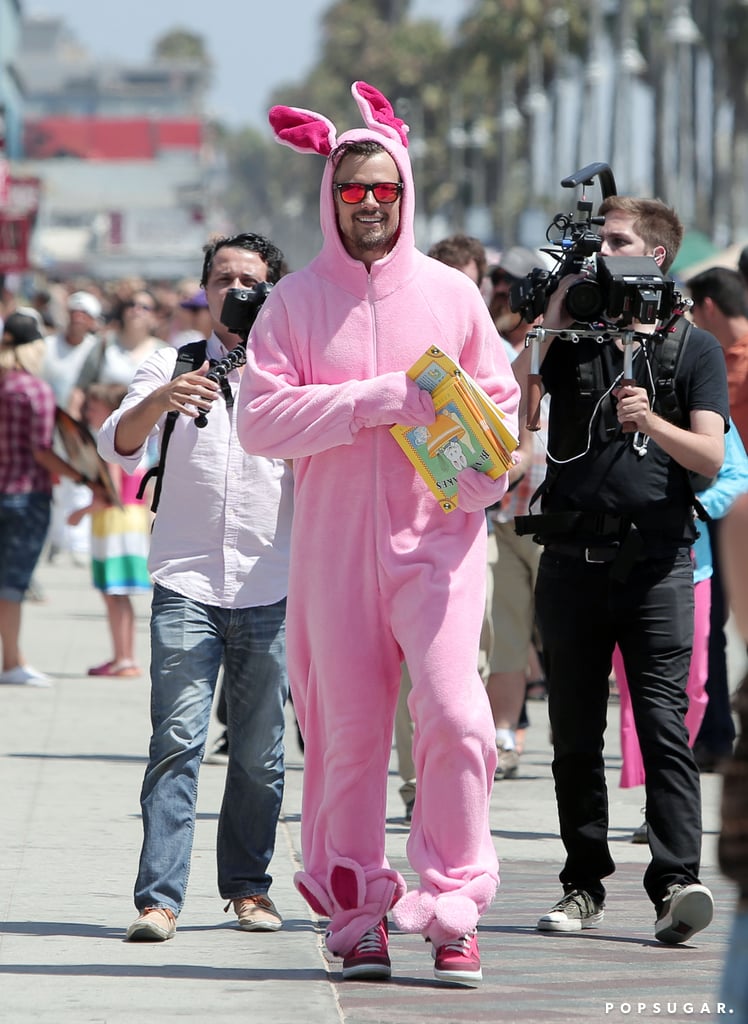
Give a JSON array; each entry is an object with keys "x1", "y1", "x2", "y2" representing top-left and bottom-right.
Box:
[
  {"x1": 560, "y1": 162, "x2": 617, "y2": 200},
  {"x1": 520, "y1": 163, "x2": 617, "y2": 432}
]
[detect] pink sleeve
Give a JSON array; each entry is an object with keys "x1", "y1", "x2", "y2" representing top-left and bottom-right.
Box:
[{"x1": 237, "y1": 307, "x2": 433, "y2": 459}]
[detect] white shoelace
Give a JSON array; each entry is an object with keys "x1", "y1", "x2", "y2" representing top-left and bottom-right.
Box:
[
  {"x1": 355, "y1": 927, "x2": 385, "y2": 953},
  {"x1": 440, "y1": 932, "x2": 473, "y2": 955}
]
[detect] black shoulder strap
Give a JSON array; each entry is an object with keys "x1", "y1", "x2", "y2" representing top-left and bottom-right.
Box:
[
  {"x1": 173, "y1": 339, "x2": 209, "y2": 375},
  {"x1": 652, "y1": 314, "x2": 692, "y2": 424},
  {"x1": 136, "y1": 340, "x2": 207, "y2": 513},
  {"x1": 651, "y1": 317, "x2": 713, "y2": 517}
]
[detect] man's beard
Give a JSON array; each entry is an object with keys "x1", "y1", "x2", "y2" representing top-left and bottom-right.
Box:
[
  {"x1": 356, "y1": 223, "x2": 396, "y2": 251},
  {"x1": 493, "y1": 309, "x2": 518, "y2": 334}
]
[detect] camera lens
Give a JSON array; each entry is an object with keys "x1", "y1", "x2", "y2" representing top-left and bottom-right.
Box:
[{"x1": 564, "y1": 279, "x2": 605, "y2": 323}]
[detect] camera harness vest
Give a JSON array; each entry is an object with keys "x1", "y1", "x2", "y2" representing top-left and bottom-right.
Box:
[{"x1": 514, "y1": 312, "x2": 709, "y2": 579}]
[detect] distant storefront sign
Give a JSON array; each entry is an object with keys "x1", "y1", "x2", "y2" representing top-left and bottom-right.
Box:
[
  {"x1": 0, "y1": 158, "x2": 8, "y2": 207},
  {"x1": 0, "y1": 215, "x2": 31, "y2": 272},
  {"x1": 6, "y1": 175, "x2": 42, "y2": 219},
  {"x1": 0, "y1": 175, "x2": 42, "y2": 272}
]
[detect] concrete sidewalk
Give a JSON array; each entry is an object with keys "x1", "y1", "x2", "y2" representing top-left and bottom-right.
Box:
[{"x1": 1, "y1": 556, "x2": 743, "y2": 1024}]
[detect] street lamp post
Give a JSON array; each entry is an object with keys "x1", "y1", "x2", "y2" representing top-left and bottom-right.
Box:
[
  {"x1": 664, "y1": 0, "x2": 701, "y2": 223},
  {"x1": 496, "y1": 65, "x2": 523, "y2": 244},
  {"x1": 610, "y1": 1, "x2": 647, "y2": 192},
  {"x1": 576, "y1": 0, "x2": 607, "y2": 170}
]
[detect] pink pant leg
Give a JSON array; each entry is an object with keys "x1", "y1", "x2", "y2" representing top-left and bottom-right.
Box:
[
  {"x1": 287, "y1": 506, "x2": 498, "y2": 953},
  {"x1": 388, "y1": 529, "x2": 499, "y2": 947},
  {"x1": 616, "y1": 646, "x2": 644, "y2": 789},
  {"x1": 684, "y1": 578, "x2": 711, "y2": 742},
  {"x1": 286, "y1": 551, "x2": 406, "y2": 956}
]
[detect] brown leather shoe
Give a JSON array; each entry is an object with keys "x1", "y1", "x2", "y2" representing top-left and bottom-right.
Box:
[
  {"x1": 126, "y1": 906, "x2": 176, "y2": 941},
  {"x1": 225, "y1": 894, "x2": 282, "y2": 932}
]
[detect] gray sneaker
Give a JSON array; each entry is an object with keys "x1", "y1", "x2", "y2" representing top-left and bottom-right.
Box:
[
  {"x1": 537, "y1": 889, "x2": 605, "y2": 932},
  {"x1": 495, "y1": 746, "x2": 520, "y2": 780},
  {"x1": 654, "y1": 883, "x2": 713, "y2": 944},
  {"x1": 631, "y1": 820, "x2": 649, "y2": 844}
]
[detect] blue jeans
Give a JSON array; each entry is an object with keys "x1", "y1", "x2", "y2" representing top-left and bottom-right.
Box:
[
  {"x1": 0, "y1": 492, "x2": 51, "y2": 601},
  {"x1": 134, "y1": 583, "x2": 289, "y2": 915},
  {"x1": 722, "y1": 908, "x2": 748, "y2": 1022}
]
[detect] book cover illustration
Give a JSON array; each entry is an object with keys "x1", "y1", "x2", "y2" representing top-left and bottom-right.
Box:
[{"x1": 390, "y1": 346, "x2": 518, "y2": 513}]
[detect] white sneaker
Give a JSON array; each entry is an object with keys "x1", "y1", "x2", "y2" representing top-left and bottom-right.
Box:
[
  {"x1": 538, "y1": 889, "x2": 605, "y2": 932},
  {"x1": 654, "y1": 883, "x2": 713, "y2": 944},
  {"x1": 0, "y1": 665, "x2": 52, "y2": 687}
]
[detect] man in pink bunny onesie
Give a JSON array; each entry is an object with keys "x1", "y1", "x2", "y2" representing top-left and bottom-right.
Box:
[{"x1": 237, "y1": 82, "x2": 520, "y2": 986}]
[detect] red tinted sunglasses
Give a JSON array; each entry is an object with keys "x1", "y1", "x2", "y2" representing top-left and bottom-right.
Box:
[{"x1": 333, "y1": 181, "x2": 403, "y2": 205}]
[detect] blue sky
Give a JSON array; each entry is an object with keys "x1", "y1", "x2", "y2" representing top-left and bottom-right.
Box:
[{"x1": 25, "y1": 0, "x2": 464, "y2": 130}]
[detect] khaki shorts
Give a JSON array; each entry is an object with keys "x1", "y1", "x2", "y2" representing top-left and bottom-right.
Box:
[{"x1": 487, "y1": 520, "x2": 542, "y2": 674}]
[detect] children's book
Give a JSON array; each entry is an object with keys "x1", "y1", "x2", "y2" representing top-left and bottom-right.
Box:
[{"x1": 390, "y1": 346, "x2": 518, "y2": 513}]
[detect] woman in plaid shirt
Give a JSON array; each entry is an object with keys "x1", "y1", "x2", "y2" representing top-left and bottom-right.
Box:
[{"x1": 0, "y1": 312, "x2": 90, "y2": 686}]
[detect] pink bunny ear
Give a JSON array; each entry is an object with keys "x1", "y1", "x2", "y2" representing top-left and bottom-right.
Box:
[
  {"x1": 268, "y1": 105, "x2": 338, "y2": 156},
  {"x1": 351, "y1": 81, "x2": 409, "y2": 148}
]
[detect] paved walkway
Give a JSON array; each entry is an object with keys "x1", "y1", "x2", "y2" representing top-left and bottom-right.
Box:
[{"x1": 1, "y1": 556, "x2": 744, "y2": 1024}]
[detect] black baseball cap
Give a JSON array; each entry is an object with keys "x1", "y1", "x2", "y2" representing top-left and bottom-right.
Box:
[{"x1": 2, "y1": 312, "x2": 43, "y2": 346}]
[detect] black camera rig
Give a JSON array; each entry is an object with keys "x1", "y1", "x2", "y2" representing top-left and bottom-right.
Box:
[
  {"x1": 512, "y1": 163, "x2": 694, "y2": 433},
  {"x1": 194, "y1": 282, "x2": 273, "y2": 428},
  {"x1": 220, "y1": 282, "x2": 273, "y2": 340},
  {"x1": 509, "y1": 162, "x2": 678, "y2": 329}
]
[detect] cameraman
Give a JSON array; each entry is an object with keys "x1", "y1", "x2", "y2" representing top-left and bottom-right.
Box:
[
  {"x1": 512, "y1": 196, "x2": 729, "y2": 943},
  {"x1": 98, "y1": 233, "x2": 293, "y2": 942}
]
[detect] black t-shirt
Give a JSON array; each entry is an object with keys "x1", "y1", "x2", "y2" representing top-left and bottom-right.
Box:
[{"x1": 539, "y1": 324, "x2": 729, "y2": 542}]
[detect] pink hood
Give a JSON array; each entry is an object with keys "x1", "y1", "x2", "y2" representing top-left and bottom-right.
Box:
[{"x1": 269, "y1": 81, "x2": 417, "y2": 297}]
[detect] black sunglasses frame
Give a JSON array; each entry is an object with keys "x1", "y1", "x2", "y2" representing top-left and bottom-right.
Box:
[
  {"x1": 490, "y1": 270, "x2": 519, "y2": 287},
  {"x1": 332, "y1": 182, "x2": 404, "y2": 205}
]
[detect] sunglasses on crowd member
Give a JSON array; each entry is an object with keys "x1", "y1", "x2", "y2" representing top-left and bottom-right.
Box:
[
  {"x1": 489, "y1": 269, "x2": 518, "y2": 287},
  {"x1": 124, "y1": 300, "x2": 156, "y2": 312},
  {"x1": 333, "y1": 182, "x2": 403, "y2": 205}
]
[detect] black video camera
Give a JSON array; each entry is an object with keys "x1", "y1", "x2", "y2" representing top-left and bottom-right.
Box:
[
  {"x1": 510, "y1": 162, "x2": 676, "y2": 327},
  {"x1": 219, "y1": 282, "x2": 273, "y2": 339},
  {"x1": 564, "y1": 254, "x2": 676, "y2": 326}
]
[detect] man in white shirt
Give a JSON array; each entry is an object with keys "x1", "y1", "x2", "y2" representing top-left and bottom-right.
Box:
[
  {"x1": 42, "y1": 290, "x2": 102, "y2": 410},
  {"x1": 41, "y1": 290, "x2": 103, "y2": 562},
  {"x1": 98, "y1": 233, "x2": 293, "y2": 942}
]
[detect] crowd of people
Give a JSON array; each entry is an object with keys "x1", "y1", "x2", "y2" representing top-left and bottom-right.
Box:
[{"x1": 1, "y1": 78, "x2": 747, "y2": 1006}]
